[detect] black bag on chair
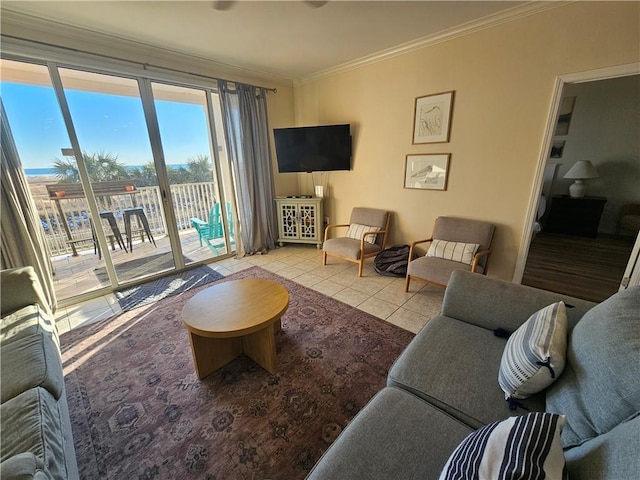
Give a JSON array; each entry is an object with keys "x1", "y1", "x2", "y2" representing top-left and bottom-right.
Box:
[{"x1": 374, "y1": 244, "x2": 413, "y2": 277}]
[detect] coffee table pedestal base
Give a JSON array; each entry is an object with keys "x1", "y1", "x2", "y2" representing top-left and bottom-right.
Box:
[{"x1": 188, "y1": 319, "x2": 281, "y2": 379}]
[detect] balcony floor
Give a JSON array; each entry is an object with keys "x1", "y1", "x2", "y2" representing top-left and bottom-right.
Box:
[{"x1": 52, "y1": 229, "x2": 231, "y2": 301}]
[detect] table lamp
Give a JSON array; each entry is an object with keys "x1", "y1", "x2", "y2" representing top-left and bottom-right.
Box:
[{"x1": 564, "y1": 160, "x2": 599, "y2": 198}]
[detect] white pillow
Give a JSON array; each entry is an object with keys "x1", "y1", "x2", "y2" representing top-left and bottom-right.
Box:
[
  {"x1": 498, "y1": 302, "x2": 568, "y2": 401},
  {"x1": 345, "y1": 223, "x2": 378, "y2": 244},
  {"x1": 439, "y1": 412, "x2": 566, "y2": 480},
  {"x1": 426, "y1": 239, "x2": 479, "y2": 265}
]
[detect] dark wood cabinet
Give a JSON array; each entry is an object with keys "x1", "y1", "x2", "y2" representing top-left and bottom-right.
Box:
[{"x1": 544, "y1": 195, "x2": 607, "y2": 238}]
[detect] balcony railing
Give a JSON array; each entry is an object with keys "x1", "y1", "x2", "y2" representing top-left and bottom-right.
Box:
[{"x1": 36, "y1": 182, "x2": 217, "y2": 257}]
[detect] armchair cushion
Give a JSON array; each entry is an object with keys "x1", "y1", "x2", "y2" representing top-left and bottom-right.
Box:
[
  {"x1": 431, "y1": 217, "x2": 495, "y2": 271},
  {"x1": 407, "y1": 257, "x2": 480, "y2": 288},
  {"x1": 348, "y1": 208, "x2": 389, "y2": 247},
  {"x1": 345, "y1": 223, "x2": 378, "y2": 244},
  {"x1": 322, "y1": 238, "x2": 382, "y2": 260},
  {"x1": 426, "y1": 239, "x2": 479, "y2": 265}
]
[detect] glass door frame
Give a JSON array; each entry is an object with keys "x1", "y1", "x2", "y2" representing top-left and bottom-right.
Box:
[{"x1": 2, "y1": 51, "x2": 237, "y2": 303}]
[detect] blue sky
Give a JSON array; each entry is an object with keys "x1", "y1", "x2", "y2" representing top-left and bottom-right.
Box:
[{"x1": 2, "y1": 82, "x2": 212, "y2": 169}]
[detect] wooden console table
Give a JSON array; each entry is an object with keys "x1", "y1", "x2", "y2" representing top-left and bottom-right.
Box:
[{"x1": 544, "y1": 195, "x2": 607, "y2": 238}]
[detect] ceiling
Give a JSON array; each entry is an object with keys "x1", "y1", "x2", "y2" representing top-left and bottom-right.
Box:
[{"x1": 2, "y1": 1, "x2": 533, "y2": 82}]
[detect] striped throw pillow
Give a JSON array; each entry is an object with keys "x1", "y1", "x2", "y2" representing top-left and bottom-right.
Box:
[
  {"x1": 498, "y1": 302, "x2": 568, "y2": 401},
  {"x1": 439, "y1": 412, "x2": 567, "y2": 480},
  {"x1": 345, "y1": 223, "x2": 378, "y2": 244},
  {"x1": 426, "y1": 239, "x2": 480, "y2": 265}
]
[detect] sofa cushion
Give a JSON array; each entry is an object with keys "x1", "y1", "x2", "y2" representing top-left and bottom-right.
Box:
[
  {"x1": 0, "y1": 452, "x2": 51, "y2": 480},
  {"x1": 545, "y1": 286, "x2": 640, "y2": 448},
  {"x1": 498, "y1": 302, "x2": 567, "y2": 401},
  {"x1": 0, "y1": 267, "x2": 52, "y2": 318},
  {"x1": 441, "y1": 270, "x2": 595, "y2": 334},
  {"x1": 564, "y1": 414, "x2": 640, "y2": 479},
  {"x1": 1, "y1": 305, "x2": 59, "y2": 349},
  {"x1": 426, "y1": 239, "x2": 479, "y2": 265},
  {"x1": 0, "y1": 388, "x2": 68, "y2": 480},
  {"x1": 388, "y1": 315, "x2": 545, "y2": 429},
  {"x1": 305, "y1": 387, "x2": 473, "y2": 480},
  {"x1": 345, "y1": 223, "x2": 378, "y2": 244},
  {"x1": 1, "y1": 332, "x2": 65, "y2": 403},
  {"x1": 439, "y1": 412, "x2": 566, "y2": 480}
]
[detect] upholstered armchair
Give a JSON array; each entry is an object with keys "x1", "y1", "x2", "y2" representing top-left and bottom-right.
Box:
[
  {"x1": 322, "y1": 207, "x2": 391, "y2": 277},
  {"x1": 405, "y1": 216, "x2": 495, "y2": 291}
]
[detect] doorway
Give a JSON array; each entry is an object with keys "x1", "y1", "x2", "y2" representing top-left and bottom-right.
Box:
[{"x1": 515, "y1": 64, "x2": 640, "y2": 302}]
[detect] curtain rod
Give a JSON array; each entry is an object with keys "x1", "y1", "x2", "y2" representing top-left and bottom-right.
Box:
[{"x1": 1, "y1": 34, "x2": 278, "y2": 93}]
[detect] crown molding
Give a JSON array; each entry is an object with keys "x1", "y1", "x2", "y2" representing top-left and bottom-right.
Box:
[
  {"x1": 0, "y1": 9, "x2": 294, "y2": 89},
  {"x1": 296, "y1": 1, "x2": 569, "y2": 85}
]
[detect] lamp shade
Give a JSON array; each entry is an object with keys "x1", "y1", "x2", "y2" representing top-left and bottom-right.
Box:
[{"x1": 564, "y1": 160, "x2": 599, "y2": 179}]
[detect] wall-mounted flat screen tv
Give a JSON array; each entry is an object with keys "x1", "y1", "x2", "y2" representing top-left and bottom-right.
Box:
[{"x1": 273, "y1": 124, "x2": 351, "y2": 173}]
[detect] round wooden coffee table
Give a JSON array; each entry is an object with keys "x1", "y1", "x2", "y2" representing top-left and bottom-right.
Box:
[{"x1": 182, "y1": 278, "x2": 289, "y2": 379}]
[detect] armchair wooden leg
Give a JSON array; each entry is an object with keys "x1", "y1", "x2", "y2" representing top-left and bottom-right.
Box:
[
  {"x1": 358, "y1": 259, "x2": 363, "y2": 277},
  {"x1": 322, "y1": 251, "x2": 327, "y2": 266},
  {"x1": 404, "y1": 275, "x2": 411, "y2": 292}
]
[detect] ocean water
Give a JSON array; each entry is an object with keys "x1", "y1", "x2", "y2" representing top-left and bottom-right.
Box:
[{"x1": 25, "y1": 168, "x2": 58, "y2": 176}]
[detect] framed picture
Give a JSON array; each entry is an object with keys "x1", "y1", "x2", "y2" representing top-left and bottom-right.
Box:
[
  {"x1": 555, "y1": 96, "x2": 576, "y2": 136},
  {"x1": 404, "y1": 153, "x2": 450, "y2": 190},
  {"x1": 412, "y1": 91, "x2": 454, "y2": 144},
  {"x1": 550, "y1": 140, "x2": 566, "y2": 158}
]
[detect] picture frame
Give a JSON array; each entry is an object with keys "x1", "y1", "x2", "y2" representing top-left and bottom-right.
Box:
[
  {"x1": 555, "y1": 96, "x2": 576, "y2": 136},
  {"x1": 550, "y1": 140, "x2": 566, "y2": 158},
  {"x1": 404, "y1": 153, "x2": 450, "y2": 191},
  {"x1": 412, "y1": 91, "x2": 454, "y2": 144}
]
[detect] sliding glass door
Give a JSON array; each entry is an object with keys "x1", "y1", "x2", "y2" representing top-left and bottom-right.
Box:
[
  {"x1": 1, "y1": 59, "x2": 111, "y2": 298},
  {"x1": 1, "y1": 57, "x2": 236, "y2": 303},
  {"x1": 151, "y1": 82, "x2": 235, "y2": 264},
  {"x1": 57, "y1": 68, "x2": 176, "y2": 285}
]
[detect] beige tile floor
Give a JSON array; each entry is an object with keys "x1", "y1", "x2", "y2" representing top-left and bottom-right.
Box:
[{"x1": 54, "y1": 244, "x2": 445, "y2": 336}]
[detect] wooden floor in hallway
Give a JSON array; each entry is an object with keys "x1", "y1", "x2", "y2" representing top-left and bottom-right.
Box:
[{"x1": 522, "y1": 232, "x2": 635, "y2": 303}]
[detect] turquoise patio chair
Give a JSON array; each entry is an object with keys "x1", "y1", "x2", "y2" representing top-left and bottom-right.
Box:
[{"x1": 191, "y1": 203, "x2": 235, "y2": 254}]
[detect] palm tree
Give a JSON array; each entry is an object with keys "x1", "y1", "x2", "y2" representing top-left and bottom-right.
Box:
[
  {"x1": 185, "y1": 155, "x2": 213, "y2": 182},
  {"x1": 53, "y1": 151, "x2": 130, "y2": 183}
]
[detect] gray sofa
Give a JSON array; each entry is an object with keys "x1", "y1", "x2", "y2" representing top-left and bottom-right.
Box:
[
  {"x1": 307, "y1": 270, "x2": 640, "y2": 479},
  {"x1": 1, "y1": 267, "x2": 79, "y2": 479}
]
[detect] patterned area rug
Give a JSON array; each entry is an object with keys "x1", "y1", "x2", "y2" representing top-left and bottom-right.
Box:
[
  {"x1": 115, "y1": 265, "x2": 223, "y2": 312},
  {"x1": 61, "y1": 266, "x2": 414, "y2": 480}
]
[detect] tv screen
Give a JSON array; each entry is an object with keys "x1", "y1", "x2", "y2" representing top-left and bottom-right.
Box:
[{"x1": 273, "y1": 124, "x2": 351, "y2": 173}]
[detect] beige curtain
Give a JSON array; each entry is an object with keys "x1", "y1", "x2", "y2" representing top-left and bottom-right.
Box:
[
  {"x1": 1, "y1": 100, "x2": 57, "y2": 310},
  {"x1": 218, "y1": 80, "x2": 278, "y2": 256}
]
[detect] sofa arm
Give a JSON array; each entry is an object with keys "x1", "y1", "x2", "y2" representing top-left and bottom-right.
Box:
[
  {"x1": 1, "y1": 267, "x2": 51, "y2": 317},
  {"x1": 442, "y1": 270, "x2": 595, "y2": 332},
  {"x1": 0, "y1": 452, "x2": 52, "y2": 480}
]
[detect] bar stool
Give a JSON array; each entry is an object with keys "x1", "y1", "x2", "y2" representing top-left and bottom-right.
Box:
[
  {"x1": 99, "y1": 211, "x2": 127, "y2": 252},
  {"x1": 91, "y1": 213, "x2": 127, "y2": 259},
  {"x1": 123, "y1": 207, "x2": 157, "y2": 251}
]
